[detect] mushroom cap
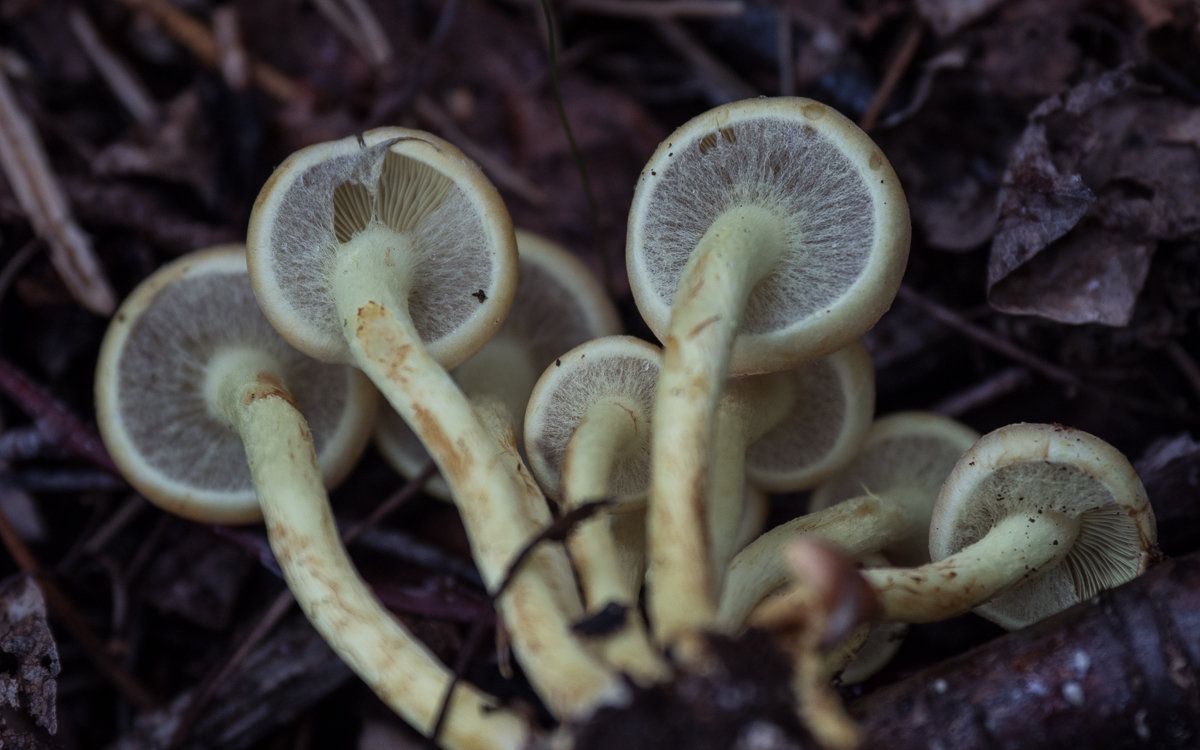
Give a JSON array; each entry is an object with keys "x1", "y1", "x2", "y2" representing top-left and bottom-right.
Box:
[
  {"x1": 743, "y1": 340, "x2": 875, "y2": 492},
  {"x1": 809, "y1": 412, "x2": 979, "y2": 567},
  {"x1": 374, "y1": 230, "x2": 621, "y2": 499},
  {"x1": 626, "y1": 97, "x2": 910, "y2": 374},
  {"x1": 247, "y1": 127, "x2": 517, "y2": 367},
  {"x1": 96, "y1": 246, "x2": 376, "y2": 524},
  {"x1": 524, "y1": 336, "x2": 661, "y2": 501},
  {"x1": 930, "y1": 423, "x2": 1157, "y2": 630}
]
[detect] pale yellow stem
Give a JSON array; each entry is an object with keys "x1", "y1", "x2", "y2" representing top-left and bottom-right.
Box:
[
  {"x1": 563, "y1": 397, "x2": 668, "y2": 682},
  {"x1": 214, "y1": 360, "x2": 532, "y2": 750},
  {"x1": 648, "y1": 205, "x2": 787, "y2": 646},
  {"x1": 752, "y1": 511, "x2": 1080, "y2": 628},
  {"x1": 865, "y1": 511, "x2": 1079, "y2": 622},
  {"x1": 332, "y1": 240, "x2": 622, "y2": 717},
  {"x1": 717, "y1": 495, "x2": 909, "y2": 629}
]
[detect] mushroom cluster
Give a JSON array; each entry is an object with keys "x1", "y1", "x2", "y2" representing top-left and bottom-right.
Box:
[{"x1": 94, "y1": 97, "x2": 1159, "y2": 748}]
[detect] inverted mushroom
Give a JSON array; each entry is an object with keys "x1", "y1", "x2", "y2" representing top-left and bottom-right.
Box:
[
  {"x1": 625, "y1": 97, "x2": 910, "y2": 641},
  {"x1": 758, "y1": 423, "x2": 1158, "y2": 630},
  {"x1": 95, "y1": 247, "x2": 533, "y2": 749},
  {"x1": 248, "y1": 129, "x2": 621, "y2": 717},
  {"x1": 524, "y1": 335, "x2": 666, "y2": 681}
]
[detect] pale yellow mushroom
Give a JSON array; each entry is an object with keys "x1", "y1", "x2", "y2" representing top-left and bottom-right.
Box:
[
  {"x1": 626, "y1": 98, "x2": 910, "y2": 643},
  {"x1": 95, "y1": 248, "x2": 534, "y2": 750},
  {"x1": 247, "y1": 130, "x2": 621, "y2": 717},
  {"x1": 755, "y1": 423, "x2": 1159, "y2": 631},
  {"x1": 524, "y1": 336, "x2": 667, "y2": 682}
]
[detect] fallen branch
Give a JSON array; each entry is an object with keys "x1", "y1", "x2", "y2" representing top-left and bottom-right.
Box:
[{"x1": 855, "y1": 553, "x2": 1200, "y2": 748}]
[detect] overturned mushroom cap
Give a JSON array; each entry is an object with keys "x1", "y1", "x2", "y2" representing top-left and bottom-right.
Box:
[
  {"x1": 374, "y1": 230, "x2": 620, "y2": 498},
  {"x1": 524, "y1": 336, "x2": 660, "y2": 501},
  {"x1": 626, "y1": 97, "x2": 909, "y2": 374},
  {"x1": 810, "y1": 412, "x2": 979, "y2": 567},
  {"x1": 742, "y1": 341, "x2": 875, "y2": 491},
  {"x1": 930, "y1": 423, "x2": 1157, "y2": 630},
  {"x1": 247, "y1": 127, "x2": 516, "y2": 366},
  {"x1": 95, "y1": 246, "x2": 376, "y2": 524}
]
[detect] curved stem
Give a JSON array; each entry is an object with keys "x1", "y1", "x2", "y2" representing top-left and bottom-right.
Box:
[
  {"x1": 334, "y1": 246, "x2": 622, "y2": 717},
  {"x1": 473, "y1": 395, "x2": 583, "y2": 622},
  {"x1": 563, "y1": 398, "x2": 667, "y2": 682},
  {"x1": 865, "y1": 511, "x2": 1079, "y2": 623},
  {"x1": 648, "y1": 205, "x2": 787, "y2": 646},
  {"x1": 717, "y1": 494, "x2": 910, "y2": 629},
  {"x1": 220, "y1": 366, "x2": 532, "y2": 750}
]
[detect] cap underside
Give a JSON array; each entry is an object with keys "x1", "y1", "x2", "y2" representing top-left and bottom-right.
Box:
[
  {"x1": 249, "y1": 130, "x2": 511, "y2": 365},
  {"x1": 99, "y1": 251, "x2": 365, "y2": 521},
  {"x1": 525, "y1": 338, "x2": 660, "y2": 500},
  {"x1": 810, "y1": 414, "x2": 978, "y2": 566},
  {"x1": 628, "y1": 99, "x2": 908, "y2": 369},
  {"x1": 934, "y1": 453, "x2": 1147, "y2": 628},
  {"x1": 745, "y1": 343, "x2": 874, "y2": 490}
]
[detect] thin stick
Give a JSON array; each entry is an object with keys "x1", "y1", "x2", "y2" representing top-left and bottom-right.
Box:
[
  {"x1": 119, "y1": 0, "x2": 298, "y2": 102},
  {"x1": 68, "y1": 8, "x2": 158, "y2": 124},
  {"x1": 568, "y1": 0, "x2": 745, "y2": 19},
  {"x1": 931, "y1": 366, "x2": 1030, "y2": 417},
  {"x1": 859, "y1": 20, "x2": 924, "y2": 132},
  {"x1": 0, "y1": 503, "x2": 156, "y2": 710},
  {"x1": 1166, "y1": 342, "x2": 1200, "y2": 402},
  {"x1": 0, "y1": 69, "x2": 115, "y2": 314},
  {"x1": 654, "y1": 19, "x2": 756, "y2": 103}
]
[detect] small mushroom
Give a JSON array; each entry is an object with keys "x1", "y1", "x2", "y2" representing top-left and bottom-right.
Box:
[
  {"x1": 625, "y1": 98, "x2": 910, "y2": 640},
  {"x1": 96, "y1": 248, "x2": 533, "y2": 749},
  {"x1": 708, "y1": 341, "x2": 875, "y2": 582},
  {"x1": 718, "y1": 412, "x2": 978, "y2": 628},
  {"x1": 375, "y1": 229, "x2": 620, "y2": 500},
  {"x1": 760, "y1": 424, "x2": 1158, "y2": 630},
  {"x1": 524, "y1": 336, "x2": 666, "y2": 680},
  {"x1": 248, "y1": 130, "x2": 621, "y2": 717}
]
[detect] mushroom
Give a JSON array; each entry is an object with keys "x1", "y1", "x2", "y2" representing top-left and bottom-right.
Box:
[
  {"x1": 523, "y1": 335, "x2": 666, "y2": 681},
  {"x1": 758, "y1": 423, "x2": 1159, "y2": 630},
  {"x1": 95, "y1": 247, "x2": 533, "y2": 749},
  {"x1": 708, "y1": 341, "x2": 875, "y2": 583},
  {"x1": 625, "y1": 97, "x2": 910, "y2": 640},
  {"x1": 248, "y1": 129, "x2": 621, "y2": 716},
  {"x1": 717, "y1": 412, "x2": 978, "y2": 628},
  {"x1": 374, "y1": 229, "x2": 620, "y2": 501}
]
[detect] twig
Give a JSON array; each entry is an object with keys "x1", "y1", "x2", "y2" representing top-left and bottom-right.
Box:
[
  {"x1": 567, "y1": 0, "x2": 745, "y2": 19},
  {"x1": 370, "y1": 0, "x2": 461, "y2": 121},
  {"x1": 413, "y1": 96, "x2": 547, "y2": 206},
  {"x1": 897, "y1": 287, "x2": 1194, "y2": 420},
  {"x1": 211, "y1": 7, "x2": 249, "y2": 91},
  {"x1": 654, "y1": 19, "x2": 757, "y2": 104},
  {"x1": 312, "y1": 0, "x2": 392, "y2": 67},
  {"x1": 0, "y1": 503, "x2": 157, "y2": 710},
  {"x1": 931, "y1": 366, "x2": 1031, "y2": 417},
  {"x1": 0, "y1": 69, "x2": 115, "y2": 314},
  {"x1": 0, "y1": 358, "x2": 117, "y2": 473},
  {"x1": 342, "y1": 463, "x2": 436, "y2": 544},
  {"x1": 0, "y1": 237, "x2": 40, "y2": 326},
  {"x1": 68, "y1": 8, "x2": 158, "y2": 125},
  {"x1": 859, "y1": 19, "x2": 924, "y2": 132},
  {"x1": 119, "y1": 0, "x2": 298, "y2": 103}
]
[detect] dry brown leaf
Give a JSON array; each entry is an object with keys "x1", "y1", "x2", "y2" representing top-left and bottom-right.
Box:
[
  {"x1": 0, "y1": 575, "x2": 60, "y2": 739},
  {"x1": 989, "y1": 69, "x2": 1200, "y2": 325}
]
